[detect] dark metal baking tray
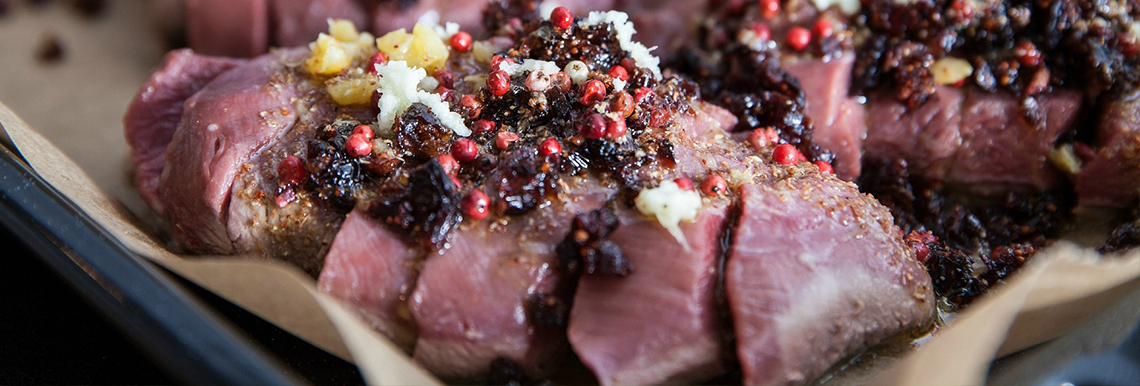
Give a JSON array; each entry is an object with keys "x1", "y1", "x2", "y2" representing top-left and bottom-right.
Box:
[{"x1": 0, "y1": 143, "x2": 359, "y2": 385}]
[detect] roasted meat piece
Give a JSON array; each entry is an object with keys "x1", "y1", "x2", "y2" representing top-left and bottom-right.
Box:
[{"x1": 128, "y1": 4, "x2": 941, "y2": 384}]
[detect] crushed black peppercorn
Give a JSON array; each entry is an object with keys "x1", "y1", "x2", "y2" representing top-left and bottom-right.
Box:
[{"x1": 556, "y1": 207, "x2": 632, "y2": 277}]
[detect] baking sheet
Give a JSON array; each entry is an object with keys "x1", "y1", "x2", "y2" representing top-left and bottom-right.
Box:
[{"x1": 2, "y1": 1, "x2": 1138, "y2": 385}]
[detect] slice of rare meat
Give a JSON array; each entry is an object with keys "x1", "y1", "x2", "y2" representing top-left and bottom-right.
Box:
[
  {"x1": 568, "y1": 205, "x2": 729, "y2": 386},
  {"x1": 158, "y1": 48, "x2": 308, "y2": 254},
  {"x1": 272, "y1": 0, "x2": 369, "y2": 47},
  {"x1": 124, "y1": 49, "x2": 244, "y2": 216},
  {"x1": 783, "y1": 53, "x2": 866, "y2": 181},
  {"x1": 864, "y1": 87, "x2": 964, "y2": 180},
  {"x1": 186, "y1": 0, "x2": 270, "y2": 57},
  {"x1": 727, "y1": 174, "x2": 934, "y2": 386},
  {"x1": 409, "y1": 177, "x2": 614, "y2": 381},
  {"x1": 318, "y1": 208, "x2": 421, "y2": 350},
  {"x1": 947, "y1": 90, "x2": 1081, "y2": 191},
  {"x1": 1077, "y1": 92, "x2": 1140, "y2": 208}
]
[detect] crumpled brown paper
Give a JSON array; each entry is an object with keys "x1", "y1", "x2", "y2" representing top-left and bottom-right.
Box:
[
  {"x1": 4, "y1": 100, "x2": 1138, "y2": 385},
  {"x1": 1, "y1": 102, "x2": 439, "y2": 386}
]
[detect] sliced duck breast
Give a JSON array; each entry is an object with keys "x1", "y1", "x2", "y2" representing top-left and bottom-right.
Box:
[
  {"x1": 784, "y1": 53, "x2": 866, "y2": 180},
  {"x1": 186, "y1": 0, "x2": 271, "y2": 57},
  {"x1": 318, "y1": 208, "x2": 422, "y2": 350},
  {"x1": 567, "y1": 205, "x2": 729, "y2": 386},
  {"x1": 727, "y1": 173, "x2": 934, "y2": 386},
  {"x1": 947, "y1": 90, "x2": 1082, "y2": 191},
  {"x1": 272, "y1": 0, "x2": 370, "y2": 47},
  {"x1": 864, "y1": 87, "x2": 964, "y2": 180},
  {"x1": 157, "y1": 48, "x2": 309, "y2": 254},
  {"x1": 409, "y1": 176, "x2": 615, "y2": 380},
  {"x1": 1077, "y1": 92, "x2": 1140, "y2": 208},
  {"x1": 124, "y1": 49, "x2": 244, "y2": 215}
]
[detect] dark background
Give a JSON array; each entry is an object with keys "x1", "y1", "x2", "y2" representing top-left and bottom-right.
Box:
[{"x1": 0, "y1": 228, "x2": 363, "y2": 384}]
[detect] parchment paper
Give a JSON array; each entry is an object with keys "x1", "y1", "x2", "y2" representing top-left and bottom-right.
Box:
[{"x1": 1, "y1": 2, "x2": 1138, "y2": 385}]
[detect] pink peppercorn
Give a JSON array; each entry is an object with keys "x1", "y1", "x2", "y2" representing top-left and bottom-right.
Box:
[
  {"x1": 550, "y1": 6, "x2": 573, "y2": 30},
  {"x1": 367, "y1": 52, "x2": 388, "y2": 75},
  {"x1": 352, "y1": 124, "x2": 374, "y2": 140},
  {"x1": 539, "y1": 138, "x2": 562, "y2": 158},
  {"x1": 772, "y1": 144, "x2": 800, "y2": 165},
  {"x1": 579, "y1": 113, "x2": 607, "y2": 139},
  {"x1": 437, "y1": 154, "x2": 459, "y2": 175},
  {"x1": 786, "y1": 26, "x2": 811, "y2": 51},
  {"x1": 471, "y1": 119, "x2": 496, "y2": 134},
  {"x1": 759, "y1": 0, "x2": 780, "y2": 19},
  {"x1": 750, "y1": 23, "x2": 771, "y2": 41},
  {"x1": 700, "y1": 175, "x2": 727, "y2": 196},
  {"x1": 487, "y1": 70, "x2": 511, "y2": 96},
  {"x1": 451, "y1": 138, "x2": 479, "y2": 163},
  {"x1": 674, "y1": 177, "x2": 694, "y2": 191},
  {"x1": 605, "y1": 117, "x2": 627, "y2": 139},
  {"x1": 277, "y1": 156, "x2": 308, "y2": 186},
  {"x1": 461, "y1": 190, "x2": 490, "y2": 220},
  {"x1": 813, "y1": 17, "x2": 833, "y2": 38},
  {"x1": 607, "y1": 65, "x2": 629, "y2": 82},
  {"x1": 495, "y1": 131, "x2": 520, "y2": 150},
  {"x1": 450, "y1": 31, "x2": 472, "y2": 52},
  {"x1": 579, "y1": 79, "x2": 607, "y2": 105},
  {"x1": 345, "y1": 133, "x2": 372, "y2": 157},
  {"x1": 813, "y1": 160, "x2": 834, "y2": 174}
]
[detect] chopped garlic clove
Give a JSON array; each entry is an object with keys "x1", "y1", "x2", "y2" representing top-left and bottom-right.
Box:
[
  {"x1": 328, "y1": 18, "x2": 360, "y2": 42},
  {"x1": 811, "y1": 0, "x2": 861, "y2": 15},
  {"x1": 1048, "y1": 144, "x2": 1083, "y2": 176},
  {"x1": 634, "y1": 180, "x2": 703, "y2": 251},
  {"x1": 305, "y1": 20, "x2": 377, "y2": 76},
  {"x1": 305, "y1": 33, "x2": 351, "y2": 76},
  {"x1": 326, "y1": 71, "x2": 380, "y2": 105},
  {"x1": 376, "y1": 23, "x2": 450, "y2": 73},
  {"x1": 932, "y1": 57, "x2": 973, "y2": 85},
  {"x1": 576, "y1": 11, "x2": 661, "y2": 79},
  {"x1": 500, "y1": 59, "x2": 562, "y2": 78},
  {"x1": 374, "y1": 61, "x2": 470, "y2": 137}
]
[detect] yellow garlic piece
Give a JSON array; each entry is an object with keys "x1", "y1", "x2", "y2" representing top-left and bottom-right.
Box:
[
  {"x1": 326, "y1": 69, "x2": 379, "y2": 106},
  {"x1": 305, "y1": 33, "x2": 351, "y2": 76},
  {"x1": 329, "y1": 19, "x2": 360, "y2": 42},
  {"x1": 376, "y1": 23, "x2": 449, "y2": 73},
  {"x1": 305, "y1": 19, "x2": 377, "y2": 77},
  {"x1": 932, "y1": 57, "x2": 973, "y2": 86}
]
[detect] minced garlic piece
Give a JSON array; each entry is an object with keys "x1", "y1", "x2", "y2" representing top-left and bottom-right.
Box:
[
  {"x1": 326, "y1": 69, "x2": 379, "y2": 105},
  {"x1": 376, "y1": 23, "x2": 449, "y2": 73},
  {"x1": 634, "y1": 180, "x2": 703, "y2": 251},
  {"x1": 414, "y1": 10, "x2": 460, "y2": 40},
  {"x1": 812, "y1": 0, "x2": 862, "y2": 15},
  {"x1": 329, "y1": 19, "x2": 360, "y2": 42},
  {"x1": 932, "y1": 57, "x2": 973, "y2": 85},
  {"x1": 1048, "y1": 144, "x2": 1082, "y2": 176},
  {"x1": 471, "y1": 41, "x2": 496, "y2": 63},
  {"x1": 305, "y1": 33, "x2": 352, "y2": 76},
  {"x1": 305, "y1": 19, "x2": 376, "y2": 76},
  {"x1": 374, "y1": 61, "x2": 470, "y2": 136},
  {"x1": 578, "y1": 11, "x2": 662, "y2": 79}
]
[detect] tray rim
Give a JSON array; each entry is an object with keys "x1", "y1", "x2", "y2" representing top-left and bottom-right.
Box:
[{"x1": 0, "y1": 144, "x2": 303, "y2": 386}]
